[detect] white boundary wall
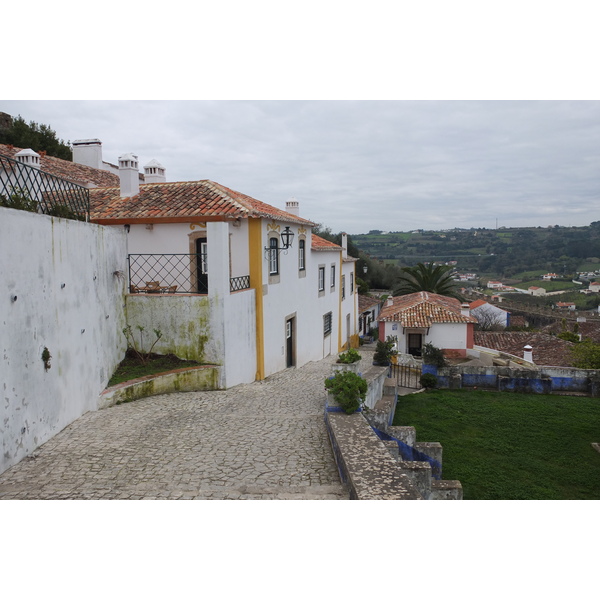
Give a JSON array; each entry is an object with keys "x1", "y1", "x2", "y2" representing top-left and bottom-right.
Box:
[{"x1": 0, "y1": 207, "x2": 127, "y2": 474}]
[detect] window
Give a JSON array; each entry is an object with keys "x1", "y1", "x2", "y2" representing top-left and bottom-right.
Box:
[
  {"x1": 269, "y1": 237, "x2": 279, "y2": 275},
  {"x1": 324, "y1": 312, "x2": 332, "y2": 337},
  {"x1": 342, "y1": 274, "x2": 346, "y2": 300},
  {"x1": 330, "y1": 264, "x2": 335, "y2": 289},
  {"x1": 318, "y1": 266, "x2": 325, "y2": 291},
  {"x1": 350, "y1": 272, "x2": 354, "y2": 293},
  {"x1": 298, "y1": 239, "x2": 305, "y2": 270}
]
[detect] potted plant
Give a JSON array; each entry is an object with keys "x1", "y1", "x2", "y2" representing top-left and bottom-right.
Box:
[
  {"x1": 325, "y1": 371, "x2": 368, "y2": 414},
  {"x1": 332, "y1": 347, "x2": 362, "y2": 373},
  {"x1": 372, "y1": 336, "x2": 397, "y2": 366}
]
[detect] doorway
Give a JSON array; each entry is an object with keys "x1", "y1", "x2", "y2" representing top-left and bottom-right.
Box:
[
  {"x1": 195, "y1": 238, "x2": 208, "y2": 293},
  {"x1": 408, "y1": 333, "x2": 423, "y2": 357},
  {"x1": 286, "y1": 317, "x2": 295, "y2": 368}
]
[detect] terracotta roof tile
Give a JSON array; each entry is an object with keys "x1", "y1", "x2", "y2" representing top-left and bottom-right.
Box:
[
  {"x1": 474, "y1": 331, "x2": 575, "y2": 367},
  {"x1": 0, "y1": 143, "x2": 119, "y2": 188},
  {"x1": 358, "y1": 295, "x2": 381, "y2": 313},
  {"x1": 311, "y1": 235, "x2": 341, "y2": 251},
  {"x1": 378, "y1": 292, "x2": 477, "y2": 327},
  {"x1": 90, "y1": 179, "x2": 316, "y2": 225}
]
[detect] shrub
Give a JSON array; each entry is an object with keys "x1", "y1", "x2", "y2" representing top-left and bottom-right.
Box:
[
  {"x1": 337, "y1": 348, "x2": 361, "y2": 363},
  {"x1": 420, "y1": 373, "x2": 438, "y2": 389},
  {"x1": 422, "y1": 342, "x2": 447, "y2": 368},
  {"x1": 373, "y1": 336, "x2": 397, "y2": 365},
  {"x1": 325, "y1": 371, "x2": 368, "y2": 414}
]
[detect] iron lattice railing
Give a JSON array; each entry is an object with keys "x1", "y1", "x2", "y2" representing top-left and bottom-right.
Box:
[
  {"x1": 0, "y1": 153, "x2": 90, "y2": 220},
  {"x1": 230, "y1": 275, "x2": 250, "y2": 292},
  {"x1": 128, "y1": 254, "x2": 251, "y2": 295}
]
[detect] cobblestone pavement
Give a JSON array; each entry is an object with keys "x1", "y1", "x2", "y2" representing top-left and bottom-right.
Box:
[{"x1": 0, "y1": 353, "x2": 352, "y2": 500}]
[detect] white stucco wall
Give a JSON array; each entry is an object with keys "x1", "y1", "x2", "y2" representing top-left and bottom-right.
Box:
[
  {"x1": 382, "y1": 322, "x2": 468, "y2": 354},
  {"x1": 428, "y1": 323, "x2": 468, "y2": 351},
  {"x1": 0, "y1": 207, "x2": 127, "y2": 474}
]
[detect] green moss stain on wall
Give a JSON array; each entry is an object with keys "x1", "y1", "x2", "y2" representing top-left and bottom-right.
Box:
[{"x1": 125, "y1": 295, "x2": 217, "y2": 364}]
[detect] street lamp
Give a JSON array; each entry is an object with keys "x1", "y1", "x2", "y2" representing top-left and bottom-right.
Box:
[{"x1": 280, "y1": 226, "x2": 295, "y2": 249}]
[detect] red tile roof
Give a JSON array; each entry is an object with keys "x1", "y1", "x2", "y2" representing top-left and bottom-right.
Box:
[
  {"x1": 0, "y1": 143, "x2": 119, "y2": 188},
  {"x1": 474, "y1": 331, "x2": 575, "y2": 366},
  {"x1": 358, "y1": 295, "x2": 381, "y2": 313},
  {"x1": 311, "y1": 234, "x2": 341, "y2": 251},
  {"x1": 90, "y1": 179, "x2": 316, "y2": 225},
  {"x1": 378, "y1": 292, "x2": 477, "y2": 327}
]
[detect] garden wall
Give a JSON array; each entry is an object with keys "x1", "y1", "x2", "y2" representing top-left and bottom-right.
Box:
[
  {"x1": 423, "y1": 363, "x2": 600, "y2": 396},
  {"x1": 0, "y1": 207, "x2": 127, "y2": 474}
]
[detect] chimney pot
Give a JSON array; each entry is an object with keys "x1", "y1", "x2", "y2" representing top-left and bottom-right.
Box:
[
  {"x1": 118, "y1": 153, "x2": 140, "y2": 198},
  {"x1": 285, "y1": 197, "x2": 300, "y2": 216}
]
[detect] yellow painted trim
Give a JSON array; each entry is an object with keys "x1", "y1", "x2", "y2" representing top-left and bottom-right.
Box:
[
  {"x1": 249, "y1": 219, "x2": 265, "y2": 380},
  {"x1": 338, "y1": 252, "x2": 344, "y2": 352}
]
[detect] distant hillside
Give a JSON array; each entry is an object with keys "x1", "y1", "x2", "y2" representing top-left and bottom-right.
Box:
[{"x1": 351, "y1": 224, "x2": 600, "y2": 280}]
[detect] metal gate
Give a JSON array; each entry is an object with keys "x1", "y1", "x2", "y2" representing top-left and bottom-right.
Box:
[{"x1": 391, "y1": 363, "x2": 422, "y2": 389}]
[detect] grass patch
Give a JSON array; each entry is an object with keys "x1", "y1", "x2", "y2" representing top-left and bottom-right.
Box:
[
  {"x1": 108, "y1": 350, "x2": 203, "y2": 386},
  {"x1": 393, "y1": 389, "x2": 600, "y2": 500}
]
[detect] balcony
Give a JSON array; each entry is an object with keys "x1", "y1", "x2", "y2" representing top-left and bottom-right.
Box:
[
  {"x1": 128, "y1": 254, "x2": 250, "y2": 294},
  {"x1": 0, "y1": 152, "x2": 90, "y2": 220}
]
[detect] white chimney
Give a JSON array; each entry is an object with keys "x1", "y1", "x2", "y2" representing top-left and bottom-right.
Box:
[
  {"x1": 386, "y1": 297, "x2": 393, "y2": 307},
  {"x1": 461, "y1": 303, "x2": 471, "y2": 317},
  {"x1": 118, "y1": 153, "x2": 140, "y2": 198},
  {"x1": 341, "y1": 232, "x2": 348, "y2": 259},
  {"x1": 143, "y1": 159, "x2": 166, "y2": 183},
  {"x1": 15, "y1": 148, "x2": 41, "y2": 169},
  {"x1": 285, "y1": 197, "x2": 299, "y2": 216},
  {"x1": 523, "y1": 345, "x2": 533, "y2": 363},
  {"x1": 72, "y1": 139, "x2": 103, "y2": 169}
]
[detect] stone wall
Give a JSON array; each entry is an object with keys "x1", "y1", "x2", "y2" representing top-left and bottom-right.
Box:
[{"x1": 423, "y1": 363, "x2": 600, "y2": 396}]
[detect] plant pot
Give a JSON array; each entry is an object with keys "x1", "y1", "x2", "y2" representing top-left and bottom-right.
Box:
[{"x1": 332, "y1": 359, "x2": 362, "y2": 374}]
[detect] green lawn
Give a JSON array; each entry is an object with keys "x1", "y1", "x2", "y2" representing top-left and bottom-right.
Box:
[{"x1": 393, "y1": 389, "x2": 600, "y2": 500}]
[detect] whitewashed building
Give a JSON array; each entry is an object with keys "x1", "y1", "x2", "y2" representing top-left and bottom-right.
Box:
[{"x1": 90, "y1": 155, "x2": 359, "y2": 387}]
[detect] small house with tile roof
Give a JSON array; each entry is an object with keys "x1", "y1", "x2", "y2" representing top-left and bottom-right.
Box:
[
  {"x1": 378, "y1": 292, "x2": 477, "y2": 358},
  {"x1": 469, "y1": 299, "x2": 510, "y2": 329},
  {"x1": 358, "y1": 295, "x2": 382, "y2": 338}
]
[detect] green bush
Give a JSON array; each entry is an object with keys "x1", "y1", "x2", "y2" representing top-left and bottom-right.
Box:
[
  {"x1": 373, "y1": 336, "x2": 396, "y2": 365},
  {"x1": 422, "y1": 342, "x2": 447, "y2": 368},
  {"x1": 337, "y1": 348, "x2": 361, "y2": 363},
  {"x1": 0, "y1": 190, "x2": 37, "y2": 213},
  {"x1": 325, "y1": 371, "x2": 368, "y2": 414},
  {"x1": 420, "y1": 373, "x2": 438, "y2": 389}
]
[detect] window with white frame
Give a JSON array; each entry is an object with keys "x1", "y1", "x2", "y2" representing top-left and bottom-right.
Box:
[
  {"x1": 330, "y1": 264, "x2": 335, "y2": 289},
  {"x1": 323, "y1": 312, "x2": 332, "y2": 337},
  {"x1": 318, "y1": 266, "x2": 325, "y2": 291},
  {"x1": 342, "y1": 274, "x2": 346, "y2": 300},
  {"x1": 269, "y1": 237, "x2": 279, "y2": 275},
  {"x1": 350, "y1": 272, "x2": 354, "y2": 293},
  {"x1": 298, "y1": 239, "x2": 305, "y2": 271}
]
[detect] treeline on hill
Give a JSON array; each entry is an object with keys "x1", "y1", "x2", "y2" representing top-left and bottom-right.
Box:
[
  {"x1": 0, "y1": 114, "x2": 72, "y2": 161},
  {"x1": 349, "y1": 224, "x2": 600, "y2": 280}
]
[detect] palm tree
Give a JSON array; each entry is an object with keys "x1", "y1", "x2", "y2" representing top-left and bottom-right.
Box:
[{"x1": 393, "y1": 263, "x2": 463, "y2": 300}]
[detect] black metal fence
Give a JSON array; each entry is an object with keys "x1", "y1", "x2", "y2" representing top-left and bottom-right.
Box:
[
  {"x1": 0, "y1": 153, "x2": 90, "y2": 220},
  {"x1": 390, "y1": 363, "x2": 422, "y2": 389},
  {"x1": 128, "y1": 253, "x2": 251, "y2": 294}
]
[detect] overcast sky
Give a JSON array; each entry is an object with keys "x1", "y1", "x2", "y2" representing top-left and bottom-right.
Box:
[{"x1": 2, "y1": 100, "x2": 598, "y2": 234}]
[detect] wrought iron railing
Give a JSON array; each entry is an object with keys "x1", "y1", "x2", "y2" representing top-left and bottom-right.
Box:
[
  {"x1": 128, "y1": 253, "x2": 251, "y2": 295},
  {"x1": 0, "y1": 153, "x2": 90, "y2": 220},
  {"x1": 230, "y1": 275, "x2": 250, "y2": 292}
]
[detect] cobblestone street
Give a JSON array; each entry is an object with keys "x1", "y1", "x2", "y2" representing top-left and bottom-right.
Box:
[{"x1": 0, "y1": 354, "x2": 349, "y2": 500}]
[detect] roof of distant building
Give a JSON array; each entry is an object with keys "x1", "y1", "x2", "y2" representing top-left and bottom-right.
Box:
[{"x1": 378, "y1": 291, "x2": 477, "y2": 327}]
